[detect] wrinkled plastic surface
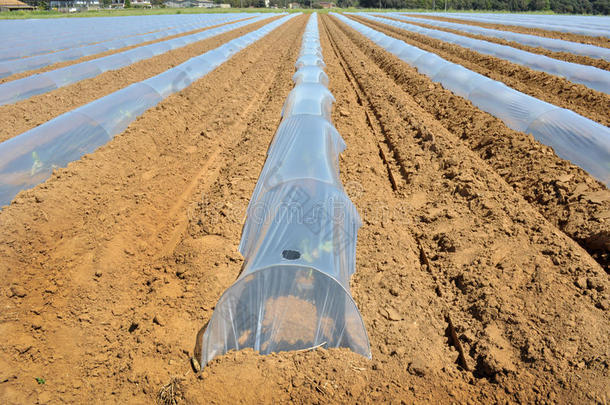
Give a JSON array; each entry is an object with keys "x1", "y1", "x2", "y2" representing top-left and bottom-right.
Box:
[
  {"x1": 199, "y1": 13, "x2": 370, "y2": 368},
  {"x1": 0, "y1": 14, "x2": 271, "y2": 106},
  {"x1": 409, "y1": 12, "x2": 610, "y2": 38},
  {"x1": 0, "y1": 13, "x2": 252, "y2": 64},
  {"x1": 384, "y1": 13, "x2": 610, "y2": 62},
  {"x1": 357, "y1": 13, "x2": 610, "y2": 94},
  {"x1": 0, "y1": 13, "x2": 297, "y2": 207},
  {"x1": 334, "y1": 14, "x2": 610, "y2": 186}
]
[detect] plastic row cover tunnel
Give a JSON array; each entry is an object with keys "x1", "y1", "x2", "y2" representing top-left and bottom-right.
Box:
[
  {"x1": 0, "y1": 13, "x2": 254, "y2": 80},
  {"x1": 197, "y1": 13, "x2": 371, "y2": 368},
  {"x1": 0, "y1": 15, "x2": 272, "y2": 106},
  {"x1": 333, "y1": 14, "x2": 610, "y2": 186},
  {"x1": 383, "y1": 13, "x2": 610, "y2": 62},
  {"x1": 0, "y1": 14, "x2": 297, "y2": 208},
  {"x1": 415, "y1": 13, "x2": 610, "y2": 38},
  {"x1": 0, "y1": 14, "x2": 243, "y2": 62},
  {"x1": 356, "y1": 13, "x2": 610, "y2": 94}
]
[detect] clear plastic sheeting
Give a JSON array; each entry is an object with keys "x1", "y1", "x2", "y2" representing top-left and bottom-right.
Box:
[
  {"x1": 411, "y1": 12, "x2": 610, "y2": 38},
  {"x1": 0, "y1": 14, "x2": 252, "y2": 79},
  {"x1": 333, "y1": 14, "x2": 610, "y2": 186},
  {"x1": 0, "y1": 13, "x2": 297, "y2": 208},
  {"x1": 383, "y1": 13, "x2": 610, "y2": 62},
  {"x1": 0, "y1": 14, "x2": 248, "y2": 62},
  {"x1": 355, "y1": 13, "x2": 610, "y2": 94},
  {"x1": 0, "y1": 15, "x2": 271, "y2": 106},
  {"x1": 198, "y1": 13, "x2": 371, "y2": 368}
]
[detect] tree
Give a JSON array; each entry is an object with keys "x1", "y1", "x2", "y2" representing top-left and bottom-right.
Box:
[{"x1": 124, "y1": 0, "x2": 131, "y2": 7}]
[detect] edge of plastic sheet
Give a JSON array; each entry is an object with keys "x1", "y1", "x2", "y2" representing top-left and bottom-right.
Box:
[{"x1": 198, "y1": 13, "x2": 371, "y2": 368}]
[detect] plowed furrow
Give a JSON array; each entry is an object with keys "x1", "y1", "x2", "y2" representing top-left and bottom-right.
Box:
[
  {"x1": 325, "y1": 13, "x2": 609, "y2": 402},
  {"x1": 338, "y1": 15, "x2": 609, "y2": 271},
  {"x1": 351, "y1": 15, "x2": 610, "y2": 127}
]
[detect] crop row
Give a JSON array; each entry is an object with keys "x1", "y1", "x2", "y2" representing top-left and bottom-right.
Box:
[
  {"x1": 198, "y1": 13, "x2": 370, "y2": 368},
  {"x1": 337, "y1": 13, "x2": 610, "y2": 186},
  {"x1": 0, "y1": 14, "x2": 297, "y2": 207}
]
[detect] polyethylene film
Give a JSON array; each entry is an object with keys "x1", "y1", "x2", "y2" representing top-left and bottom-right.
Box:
[
  {"x1": 357, "y1": 13, "x2": 610, "y2": 94},
  {"x1": 198, "y1": 13, "x2": 370, "y2": 368},
  {"x1": 244, "y1": 115, "x2": 346, "y2": 238},
  {"x1": 416, "y1": 12, "x2": 610, "y2": 38},
  {"x1": 385, "y1": 13, "x2": 610, "y2": 62},
  {"x1": 334, "y1": 13, "x2": 610, "y2": 186},
  {"x1": 0, "y1": 14, "x2": 298, "y2": 207},
  {"x1": 0, "y1": 112, "x2": 110, "y2": 206},
  {"x1": 0, "y1": 15, "x2": 273, "y2": 106},
  {"x1": 526, "y1": 110, "x2": 610, "y2": 185},
  {"x1": 292, "y1": 66, "x2": 329, "y2": 86},
  {"x1": 0, "y1": 14, "x2": 251, "y2": 74},
  {"x1": 282, "y1": 83, "x2": 335, "y2": 120},
  {"x1": 241, "y1": 179, "x2": 361, "y2": 283},
  {"x1": 199, "y1": 265, "x2": 370, "y2": 365}
]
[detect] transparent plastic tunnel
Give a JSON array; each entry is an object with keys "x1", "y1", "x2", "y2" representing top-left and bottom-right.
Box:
[
  {"x1": 333, "y1": 14, "x2": 610, "y2": 186},
  {"x1": 382, "y1": 13, "x2": 610, "y2": 62},
  {"x1": 0, "y1": 13, "x2": 253, "y2": 80},
  {"x1": 0, "y1": 15, "x2": 273, "y2": 106},
  {"x1": 197, "y1": 13, "x2": 371, "y2": 368},
  {"x1": 414, "y1": 12, "x2": 610, "y2": 38},
  {"x1": 356, "y1": 13, "x2": 610, "y2": 94},
  {"x1": 0, "y1": 14, "x2": 297, "y2": 208},
  {"x1": 0, "y1": 14, "x2": 248, "y2": 62}
]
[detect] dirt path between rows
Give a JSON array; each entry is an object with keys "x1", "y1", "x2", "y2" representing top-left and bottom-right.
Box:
[
  {"x1": 0, "y1": 15, "x2": 279, "y2": 144},
  {"x1": 342, "y1": 15, "x2": 610, "y2": 270},
  {"x1": 322, "y1": 13, "x2": 609, "y2": 401},
  {"x1": 0, "y1": 14, "x2": 307, "y2": 403},
  {"x1": 382, "y1": 15, "x2": 610, "y2": 71},
  {"x1": 0, "y1": 17, "x2": 255, "y2": 85},
  {"x1": 0, "y1": 12, "x2": 609, "y2": 405},
  {"x1": 352, "y1": 15, "x2": 610, "y2": 127},
  {"x1": 407, "y1": 14, "x2": 610, "y2": 49},
  {"x1": 182, "y1": 14, "x2": 610, "y2": 403}
]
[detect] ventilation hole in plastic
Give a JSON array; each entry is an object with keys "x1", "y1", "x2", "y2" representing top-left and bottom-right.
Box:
[{"x1": 282, "y1": 250, "x2": 301, "y2": 260}]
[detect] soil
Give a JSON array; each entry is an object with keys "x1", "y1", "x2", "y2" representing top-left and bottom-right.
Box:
[
  {"x1": 407, "y1": 14, "x2": 610, "y2": 49},
  {"x1": 382, "y1": 15, "x2": 610, "y2": 71},
  {"x1": 0, "y1": 17, "x2": 255, "y2": 85},
  {"x1": 0, "y1": 13, "x2": 608, "y2": 405},
  {"x1": 351, "y1": 15, "x2": 610, "y2": 127},
  {"x1": 0, "y1": 15, "x2": 279, "y2": 144},
  {"x1": 339, "y1": 15, "x2": 610, "y2": 270}
]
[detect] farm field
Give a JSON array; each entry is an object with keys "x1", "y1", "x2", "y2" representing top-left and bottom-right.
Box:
[{"x1": 0, "y1": 11, "x2": 609, "y2": 404}]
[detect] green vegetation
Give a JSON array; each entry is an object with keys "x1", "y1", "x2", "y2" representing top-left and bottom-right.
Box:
[{"x1": 35, "y1": 377, "x2": 45, "y2": 385}]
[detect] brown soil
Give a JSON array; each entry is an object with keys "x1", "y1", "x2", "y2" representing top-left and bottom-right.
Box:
[
  {"x1": 0, "y1": 15, "x2": 278, "y2": 144},
  {"x1": 341, "y1": 14, "x2": 609, "y2": 270},
  {"x1": 0, "y1": 17, "x2": 254, "y2": 85},
  {"x1": 408, "y1": 14, "x2": 610, "y2": 49},
  {"x1": 0, "y1": 13, "x2": 608, "y2": 405},
  {"x1": 351, "y1": 15, "x2": 610, "y2": 127},
  {"x1": 383, "y1": 15, "x2": 610, "y2": 71}
]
